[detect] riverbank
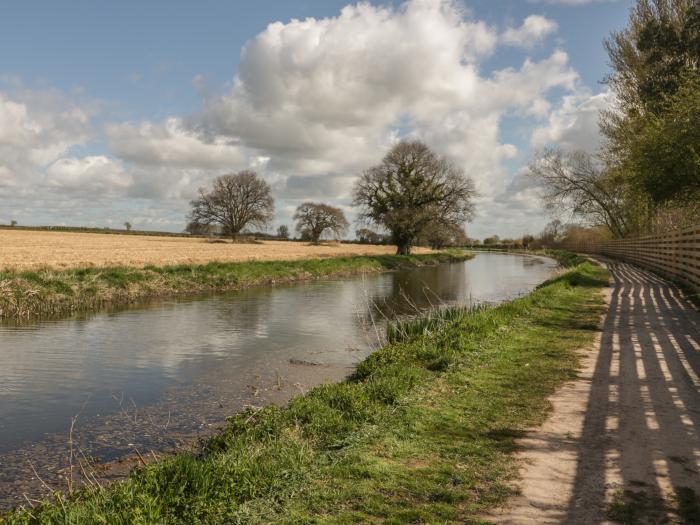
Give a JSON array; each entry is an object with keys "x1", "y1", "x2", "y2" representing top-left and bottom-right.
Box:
[
  {"x1": 0, "y1": 251, "x2": 468, "y2": 320},
  {"x1": 2, "y1": 257, "x2": 609, "y2": 523}
]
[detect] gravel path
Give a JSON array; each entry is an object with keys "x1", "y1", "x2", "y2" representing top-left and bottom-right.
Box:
[{"x1": 494, "y1": 260, "x2": 700, "y2": 524}]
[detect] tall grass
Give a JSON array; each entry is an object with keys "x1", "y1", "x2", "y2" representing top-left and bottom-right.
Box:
[
  {"x1": 0, "y1": 252, "x2": 470, "y2": 320},
  {"x1": 386, "y1": 303, "x2": 487, "y2": 344}
]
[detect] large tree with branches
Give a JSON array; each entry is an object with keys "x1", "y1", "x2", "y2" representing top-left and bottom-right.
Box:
[
  {"x1": 293, "y1": 202, "x2": 349, "y2": 244},
  {"x1": 353, "y1": 140, "x2": 476, "y2": 255},
  {"x1": 189, "y1": 171, "x2": 274, "y2": 241},
  {"x1": 528, "y1": 149, "x2": 634, "y2": 238}
]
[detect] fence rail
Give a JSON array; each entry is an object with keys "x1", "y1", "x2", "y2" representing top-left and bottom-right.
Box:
[{"x1": 564, "y1": 224, "x2": 700, "y2": 293}]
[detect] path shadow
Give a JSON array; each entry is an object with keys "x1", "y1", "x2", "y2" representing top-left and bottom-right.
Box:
[{"x1": 565, "y1": 261, "x2": 700, "y2": 524}]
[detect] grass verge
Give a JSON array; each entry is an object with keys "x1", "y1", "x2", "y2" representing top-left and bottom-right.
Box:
[
  {"x1": 2, "y1": 258, "x2": 609, "y2": 524},
  {"x1": 0, "y1": 251, "x2": 469, "y2": 320}
]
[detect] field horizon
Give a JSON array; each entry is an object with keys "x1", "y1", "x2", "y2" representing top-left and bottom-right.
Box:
[{"x1": 0, "y1": 229, "x2": 428, "y2": 271}]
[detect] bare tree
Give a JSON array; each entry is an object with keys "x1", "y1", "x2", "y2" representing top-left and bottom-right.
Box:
[
  {"x1": 189, "y1": 171, "x2": 274, "y2": 241},
  {"x1": 528, "y1": 149, "x2": 630, "y2": 238},
  {"x1": 294, "y1": 202, "x2": 349, "y2": 244},
  {"x1": 356, "y1": 228, "x2": 383, "y2": 244},
  {"x1": 277, "y1": 224, "x2": 290, "y2": 239},
  {"x1": 420, "y1": 221, "x2": 468, "y2": 250},
  {"x1": 353, "y1": 140, "x2": 476, "y2": 255}
]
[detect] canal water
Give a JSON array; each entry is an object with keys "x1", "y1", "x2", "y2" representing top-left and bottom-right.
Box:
[{"x1": 0, "y1": 252, "x2": 557, "y2": 507}]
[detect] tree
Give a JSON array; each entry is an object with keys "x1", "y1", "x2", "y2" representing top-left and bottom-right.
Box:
[
  {"x1": 603, "y1": 0, "x2": 699, "y2": 119},
  {"x1": 528, "y1": 149, "x2": 636, "y2": 238},
  {"x1": 277, "y1": 224, "x2": 290, "y2": 239},
  {"x1": 542, "y1": 219, "x2": 566, "y2": 242},
  {"x1": 483, "y1": 235, "x2": 500, "y2": 246},
  {"x1": 189, "y1": 171, "x2": 274, "y2": 241},
  {"x1": 421, "y1": 221, "x2": 468, "y2": 250},
  {"x1": 620, "y1": 75, "x2": 700, "y2": 203},
  {"x1": 356, "y1": 228, "x2": 382, "y2": 244},
  {"x1": 293, "y1": 202, "x2": 349, "y2": 244},
  {"x1": 9, "y1": 220, "x2": 16, "y2": 227},
  {"x1": 185, "y1": 221, "x2": 220, "y2": 236},
  {"x1": 124, "y1": 221, "x2": 132, "y2": 231},
  {"x1": 353, "y1": 141, "x2": 476, "y2": 255},
  {"x1": 600, "y1": 0, "x2": 700, "y2": 212},
  {"x1": 522, "y1": 234, "x2": 535, "y2": 249}
]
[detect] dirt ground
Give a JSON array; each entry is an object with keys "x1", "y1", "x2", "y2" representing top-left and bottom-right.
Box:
[
  {"x1": 0, "y1": 230, "x2": 424, "y2": 270},
  {"x1": 493, "y1": 260, "x2": 700, "y2": 524}
]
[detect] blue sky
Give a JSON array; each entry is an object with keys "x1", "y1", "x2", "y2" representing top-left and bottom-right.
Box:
[{"x1": 0, "y1": 0, "x2": 632, "y2": 239}]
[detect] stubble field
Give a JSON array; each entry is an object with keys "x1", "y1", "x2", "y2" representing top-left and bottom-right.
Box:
[{"x1": 0, "y1": 229, "x2": 421, "y2": 270}]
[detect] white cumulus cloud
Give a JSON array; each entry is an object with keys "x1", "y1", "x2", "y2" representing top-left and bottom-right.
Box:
[
  {"x1": 193, "y1": 0, "x2": 579, "y2": 209},
  {"x1": 106, "y1": 118, "x2": 245, "y2": 170},
  {"x1": 0, "y1": 0, "x2": 594, "y2": 236},
  {"x1": 531, "y1": 90, "x2": 611, "y2": 152},
  {"x1": 46, "y1": 156, "x2": 132, "y2": 194},
  {"x1": 0, "y1": 89, "x2": 91, "y2": 193},
  {"x1": 502, "y1": 15, "x2": 558, "y2": 48}
]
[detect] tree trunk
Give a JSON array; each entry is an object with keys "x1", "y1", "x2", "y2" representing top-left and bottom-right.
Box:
[{"x1": 396, "y1": 242, "x2": 411, "y2": 255}]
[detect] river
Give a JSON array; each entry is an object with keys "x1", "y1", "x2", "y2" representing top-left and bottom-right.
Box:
[{"x1": 0, "y1": 252, "x2": 557, "y2": 507}]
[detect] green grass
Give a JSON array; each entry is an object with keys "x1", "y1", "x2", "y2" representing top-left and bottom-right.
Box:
[
  {"x1": 2, "y1": 259, "x2": 610, "y2": 524},
  {"x1": 0, "y1": 251, "x2": 469, "y2": 320}
]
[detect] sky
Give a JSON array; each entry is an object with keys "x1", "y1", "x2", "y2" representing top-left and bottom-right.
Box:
[{"x1": 0, "y1": 0, "x2": 632, "y2": 239}]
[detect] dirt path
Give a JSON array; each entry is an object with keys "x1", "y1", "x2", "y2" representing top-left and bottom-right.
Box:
[{"x1": 493, "y1": 260, "x2": 700, "y2": 524}]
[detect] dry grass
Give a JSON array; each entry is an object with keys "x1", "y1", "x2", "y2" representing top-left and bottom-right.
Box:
[{"x1": 0, "y1": 230, "x2": 427, "y2": 271}]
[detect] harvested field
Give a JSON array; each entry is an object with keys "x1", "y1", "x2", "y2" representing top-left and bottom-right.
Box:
[{"x1": 0, "y1": 230, "x2": 424, "y2": 270}]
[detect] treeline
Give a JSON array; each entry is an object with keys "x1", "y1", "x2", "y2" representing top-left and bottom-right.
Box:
[
  {"x1": 0, "y1": 224, "x2": 194, "y2": 238},
  {"x1": 187, "y1": 140, "x2": 476, "y2": 255},
  {"x1": 530, "y1": 0, "x2": 700, "y2": 240}
]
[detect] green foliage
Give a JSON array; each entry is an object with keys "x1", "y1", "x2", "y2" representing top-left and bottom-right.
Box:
[
  {"x1": 353, "y1": 140, "x2": 476, "y2": 255},
  {"x1": 625, "y1": 74, "x2": 700, "y2": 202},
  {"x1": 602, "y1": 0, "x2": 700, "y2": 212},
  {"x1": 2, "y1": 260, "x2": 611, "y2": 524}
]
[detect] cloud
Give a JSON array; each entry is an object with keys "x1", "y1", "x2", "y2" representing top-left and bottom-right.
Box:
[
  {"x1": 192, "y1": 0, "x2": 579, "y2": 209},
  {"x1": 46, "y1": 156, "x2": 132, "y2": 195},
  {"x1": 502, "y1": 15, "x2": 558, "y2": 48},
  {"x1": 106, "y1": 118, "x2": 245, "y2": 170},
  {"x1": 0, "y1": 89, "x2": 91, "y2": 192},
  {"x1": 528, "y1": 0, "x2": 620, "y2": 5},
  {"x1": 0, "y1": 0, "x2": 590, "y2": 236},
  {"x1": 531, "y1": 90, "x2": 611, "y2": 152}
]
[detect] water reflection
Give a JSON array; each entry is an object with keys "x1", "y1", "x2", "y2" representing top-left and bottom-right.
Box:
[{"x1": 0, "y1": 253, "x2": 556, "y2": 507}]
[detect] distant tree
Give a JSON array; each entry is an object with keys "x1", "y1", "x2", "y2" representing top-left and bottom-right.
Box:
[
  {"x1": 522, "y1": 234, "x2": 536, "y2": 249},
  {"x1": 294, "y1": 202, "x2": 349, "y2": 244},
  {"x1": 277, "y1": 224, "x2": 290, "y2": 239},
  {"x1": 537, "y1": 219, "x2": 568, "y2": 246},
  {"x1": 185, "y1": 221, "x2": 220, "y2": 236},
  {"x1": 189, "y1": 171, "x2": 274, "y2": 241},
  {"x1": 10, "y1": 220, "x2": 16, "y2": 227},
  {"x1": 356, "y1": 228, "x2": 382, "y2": 244},
  {"x1": 420, "y1": 221, "x2": 468, "y2": 250},
  {"x1": 483, "y1": 235, "x2": 500, "y2": 245},
  {"x1": 353, "y1": 140, "x2": 476, "y2": 255},
  {"x1": 124, "y1": 221, "x2": 132, "y2": 231}
]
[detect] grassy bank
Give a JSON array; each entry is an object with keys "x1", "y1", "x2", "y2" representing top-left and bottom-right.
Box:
[
  {"x1": 0, "y1": 251, "x2": 468, "y2": 320},
  {"x1": 2, "y1": 259, "x2": 609, "y2": 524}
]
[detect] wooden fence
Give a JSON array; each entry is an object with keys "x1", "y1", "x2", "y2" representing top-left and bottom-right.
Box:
[{"x1": 563, "y1": 224, "x2": 700, "y2": 293}]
